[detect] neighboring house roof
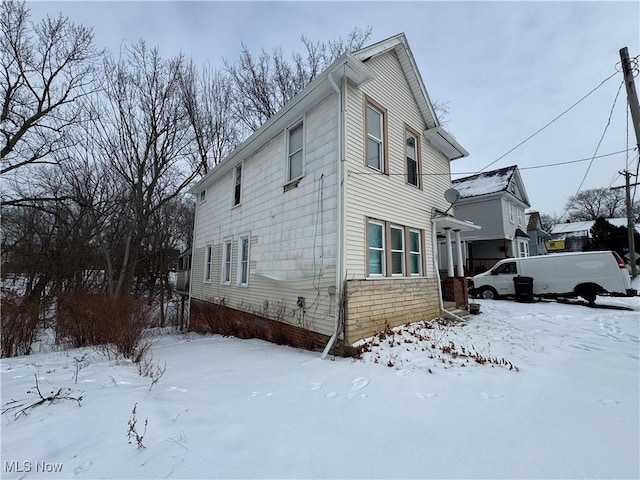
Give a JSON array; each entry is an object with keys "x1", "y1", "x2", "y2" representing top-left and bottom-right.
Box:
[
  {"x1": 526, "y1": 212, "x2": 551, "y2": 238},
  {"x1": 550, "y1": 218, "x2": 640, "y2": 236},
  {"x1": 189, "y1": 33, "x2": 468, "y2": 195},
  {"x1": 451, "y1": 165, "x2": 530, "y2": 207}
]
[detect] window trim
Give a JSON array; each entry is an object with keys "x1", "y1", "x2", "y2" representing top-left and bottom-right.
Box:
[
  {"x1": 508, "y1": 202, "x2": 514, "y2": 223},
  {"x1": 407, "y1": 228, "x2": 423, "y2": 276},
  {"x1": 233, "y1": 163, "x2": 243, "y2": 207},
  {"x1": 366, "y1": 219, "x2": 386, "y2": 277},
  {"x1": 364, "y1": 96, "x2": 388, "y2": 174},
  {"x1": 221, "y1": 237, "x2": 232, "y2": 285},
  {"x1": 236, "y1": 233, "x2": 250, "y2": 287},
  {"x1": 404, "y1": 125, "x2": 422, "y2": 189},
  {"x1": 204, "y1": 244, "x2": 212, "y2": 283},
  {"x1": 388, "y1": 224, "x2": 405, "y2": 277},
  {"x1": 199, "y1": 189, "x2": 206, "y2": 203},
  {"x1": 286, "y1": 119, "x2": 305, "y2": 184}
]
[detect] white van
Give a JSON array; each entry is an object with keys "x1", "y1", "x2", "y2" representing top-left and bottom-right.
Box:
[{"x1": 469, "y1": 251, "x2": 637, "y2": 305}]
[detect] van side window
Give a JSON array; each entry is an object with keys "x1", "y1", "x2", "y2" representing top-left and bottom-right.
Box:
[{"x1": 494, "y1": 262, "x2": 517, "y2": 274}]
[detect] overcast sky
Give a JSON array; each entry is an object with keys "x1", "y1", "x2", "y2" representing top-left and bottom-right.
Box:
[{"x1": 27, "y1": 0, "x2": 640, "y2": 217}]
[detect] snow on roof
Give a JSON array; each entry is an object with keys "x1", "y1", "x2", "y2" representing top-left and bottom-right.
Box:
[
  {"x1": 551, "y1": 218, "x2": 640, "y2": 235},
  {"x1": 451, "y1": 165, "x2": 516, "y2": 198}
]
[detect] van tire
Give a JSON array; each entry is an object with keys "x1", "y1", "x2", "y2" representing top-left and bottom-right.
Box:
[
  {"x1": 479, "y1": 287, "x2": 499, "y2": 300},
  {"x1": 575, "y1": 283, "x2": 600, "y2": 306}
]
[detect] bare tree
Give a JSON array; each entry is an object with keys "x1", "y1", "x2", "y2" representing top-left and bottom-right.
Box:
[
  {"x1": 93, "y1": 41, "x2": 200, "y2": 295},
  {"x1": 180, "y1": 62, "x2": 240, "y2": 175},
  {"x1": 0, "y1": 0, "x2": 101, "y2": 178},
  {"x1": 565, "y1": 188, "x2": 625, "y2": 221},
  {"x1": 225, "y1": 27, "x2": 372, "y2": 132}
]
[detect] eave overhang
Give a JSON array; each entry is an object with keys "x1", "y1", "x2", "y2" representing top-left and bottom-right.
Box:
[{"x1": 425, "y1": 126, "x2": 469, "y2": 161}]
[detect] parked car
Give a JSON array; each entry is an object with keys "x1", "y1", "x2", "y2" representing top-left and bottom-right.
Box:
[{"x1": 468, "y1": 251, "x2": 637, "y2": 305}]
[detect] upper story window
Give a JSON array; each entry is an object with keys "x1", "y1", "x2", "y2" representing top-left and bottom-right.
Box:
[
  {"x1": 199, "y1": 190, "x2": 206, "y2": 203},
  {"x1": 517, "y1": 208, "x2": 524, "y2": 227},
  {"x1": 508, "y1": 203, "x2": 514, "y2": 223},
  {"x1": 233, "y1": 163, "x2": 242, "y2": 206},
  {"x1": 405, "y1": 127, "x2": 420, "y2": 188},
  {"x1": 287, "y1": 121, "x2": 304, "y2": 182},
  {"x1": 365, "y1": 97, "x2": 387, "y2": 173}
]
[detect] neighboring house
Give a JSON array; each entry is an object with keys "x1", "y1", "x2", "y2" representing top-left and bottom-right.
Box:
[
  {"x1": 525, "y1": 211, "x2": 550, "y2": 256},
  {"x1": 447, "y1": 165, "x2": 531, "y2": 274},
  {"x1": 187, "y1": 33, "x2": 476, "y2": 355},
  {"x1": 548, "y1": 218, "x2": 640, "y2": 252}
]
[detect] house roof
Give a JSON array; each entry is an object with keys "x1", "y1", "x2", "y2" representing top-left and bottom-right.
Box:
[
  {"x1": 353, "y1": 33, "x2": 468, "y2": 160},
  {"x1": 550, "y1": 218, "x2": 640, "y2": 236},
  {"x1": 452, "y1": 165, "x2": 517, "y2": 198},
  {"x1": 189, "y1": 33, "x2": 469, "y2": 195}
]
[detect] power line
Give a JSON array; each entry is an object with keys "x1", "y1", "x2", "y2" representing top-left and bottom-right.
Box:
[
  {"x1": 559, "y1": 80, "x2": 625, "y2": 221},
  {"x1": 478, "y1": 70, "x2": 620, "y2": 172},
  {"x1": 345, "y1": 147, "x2": 635, "y2": 177}
]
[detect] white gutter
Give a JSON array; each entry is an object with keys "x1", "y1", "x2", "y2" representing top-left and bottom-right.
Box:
[
  {"x1": 321, "y1": 71, "x2": 344, "y2": 359},
  {"x1": 431, "y1": 215, "x2": 467, "y2": 323}
]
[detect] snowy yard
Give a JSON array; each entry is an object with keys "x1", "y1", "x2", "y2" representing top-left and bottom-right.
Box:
[{"x1": 1, "y1": 286, "x2": 639, "y2": 479}]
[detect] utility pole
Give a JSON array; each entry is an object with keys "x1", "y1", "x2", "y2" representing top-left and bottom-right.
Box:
[
  {"x1": 619, "y1": 47, "x2": 640, "y2": 278},
  {"x1": 613, "y1": 170, "x2": 638, "y2": 277}
]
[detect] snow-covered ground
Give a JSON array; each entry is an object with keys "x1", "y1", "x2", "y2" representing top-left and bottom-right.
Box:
[{"x1": 2, "y1": 283, "x2": 639, "y2": 479}]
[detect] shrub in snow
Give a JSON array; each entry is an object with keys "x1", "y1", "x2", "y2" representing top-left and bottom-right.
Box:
[{"x1": 1, "y1": 293, "x2": 41, "y2": 357}]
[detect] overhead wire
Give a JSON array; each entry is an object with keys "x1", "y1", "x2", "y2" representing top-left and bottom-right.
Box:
[
  {"x1": 558, "y1": 80, "x2": 625, "y2": 221},
  {"x1": 478, "y1": 70, "x2": 620, "y2": 172}
]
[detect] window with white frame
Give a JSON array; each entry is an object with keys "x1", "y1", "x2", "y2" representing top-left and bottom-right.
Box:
[
  {"x1": 368, "y1": 221, "x2": 385, "y2": 276},
  {"x1": 366, "y1": 100, "x2": 385, "y2": 172},
  {"x1": 409, "y1": 229, "x2": 422, "y2": 276},
  {"x1": 237, "y1": 234, "x2": 250, "y2": 286},
  {"x1": 221, "y1": 239, "x2": 232, "y2": 285},
  {"x1": 518, "y1": 240, "x2": 530, "y2": 258},
  {"x1": 517, "y1": 208, "x2": 524, "y2": 227},
  {"x1": 199, "y1": 189, "x2": 206, "y2": 203},
  {"x1": 204, "y1": 244, "x2": 212, "y2": 283},
  {"x1": 233, "y1": 163, "x2": 242, "y2": 206},
  {"x1": 508, "y1": 203, "x2": 514, "y2": 223},
  {"x1": 287, "y1": 121, "x2": 304, "y2": 182},
  {"x1": 390, "y1": 225, "x2": 405, "y2": 276},
  {"x1": 405, "y1": 129, "x2": 419, "y2": 187}
]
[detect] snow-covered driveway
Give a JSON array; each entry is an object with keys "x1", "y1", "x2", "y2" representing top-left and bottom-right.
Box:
[{"x1": 1, "y1": 294, "x2": 639, "y2": 479}]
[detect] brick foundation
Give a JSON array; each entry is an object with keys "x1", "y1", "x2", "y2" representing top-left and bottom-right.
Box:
[
  {"x1": 344, "y1": 278, "x2": 440, "y2": 344},
  {"x1": 189, "y1": 298, "x2": 355, "y2": 356},
  {"x1": 442, "y1": 277, "x2": 468, "y2": 310}
]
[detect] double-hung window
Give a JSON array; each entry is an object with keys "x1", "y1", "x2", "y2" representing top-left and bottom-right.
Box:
[
  {"x1": 287, "y1": 121, "x2": 304, "y2": 182},
  {"x1": 234, "y1": 163, "x2": 242, "y2": 206},
  {"x1": 408, "y1": 229, "x2": 422, "y2": 276},
  {"x1": 365, "y1": 98, "x2": 386, "y2": 172},
  {"x1": 405, "y1": 128, "x2": 420, "y2": 188},
  {"x1": 508, "y1": 203, "x2": 514, "y2": 223},
  {"x1": 390, "y1": 226, "x2": 405, "y2": 276},
  {"x1": 204, "y1": 244, "x2": 212, "y2": 283},
  {"x1": 221, "y1": 239, "x2": 232, "y2": 285},
  {"x1": 368, "y1": 221, "x2": 385, "y2": 276},
  {"x1": 237, "y1": 234, "x2": 250, "y2": 286}
]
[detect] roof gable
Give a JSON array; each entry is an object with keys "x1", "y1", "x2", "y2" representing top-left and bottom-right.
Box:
[
  {"x1": 452, "y1": 165, "x2": 530, "y2": 207},
  {"x1": 352, "y1": 33, "x2": 468, "y2": 160}
]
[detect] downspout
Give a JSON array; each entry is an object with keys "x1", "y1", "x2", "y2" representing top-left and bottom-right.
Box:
[
  {"x1": 322, "y1": 70, "x2": 344, "y2": 359},
  {"x1": 431, "y1": 214, "x2": 467, "y2": 323}
]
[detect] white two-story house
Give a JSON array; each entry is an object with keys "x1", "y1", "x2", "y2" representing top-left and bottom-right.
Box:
[{"x1": 188, "y1": 33, "x2": 475, "y2": 355}]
